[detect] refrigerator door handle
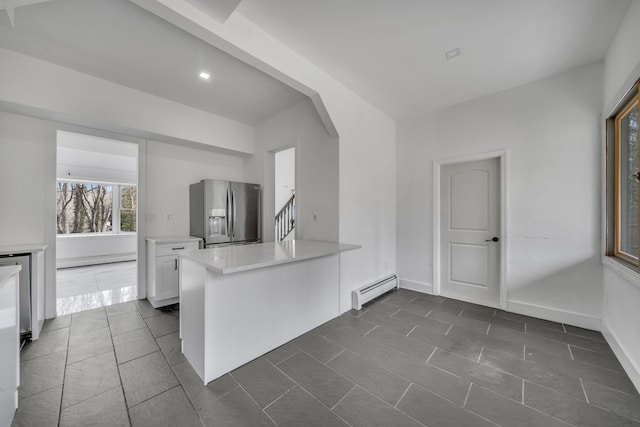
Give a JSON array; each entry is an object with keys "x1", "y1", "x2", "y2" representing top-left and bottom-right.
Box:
[
  {"x1": 226, "y1": 187, "x2": 231, "y2": 238},
  {"x1": 232, "y1": 189, "x2": 237, "y2": 238}
]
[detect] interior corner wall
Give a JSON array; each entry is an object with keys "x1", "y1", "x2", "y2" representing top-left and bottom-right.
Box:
[
  {"x1": 397, "y1": 62, "x2": 604, "y2": 327},
  {"x1": 602, "y1": 0, "x2": 640, "y2": 393},
  {"x1": 249, "y1": 99, "x2": 338, "y2": 244}
]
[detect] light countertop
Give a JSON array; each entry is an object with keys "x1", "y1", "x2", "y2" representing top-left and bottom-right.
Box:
[
  {"x1": 180, "y1": 240, "x2": 360, "y2": 275},
  {"x1": 146, "y1": 236, "x2": 202, "y2": 244},
  {"x1": 0, "y1": 265, "x2": 22, "y2": 284},
  {"x1": 0, "y1": 243, "x2": 47, "y2": 256}
]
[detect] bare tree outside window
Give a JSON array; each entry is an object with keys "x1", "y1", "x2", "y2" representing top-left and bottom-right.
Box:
[
  {"x1": 56, "y1": 182, "x2": 113, "y2": 234},
  {"x1": 120, "y1": 186, "x2": 137, "y2": 233}
]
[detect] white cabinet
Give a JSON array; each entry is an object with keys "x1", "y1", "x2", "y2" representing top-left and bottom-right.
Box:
[
  {"x1": 146, "y1": 237, "x2": 200, "y2": 308},
  {"x1": 0, "y1": 266, "x2": 21, "y2": 426}
]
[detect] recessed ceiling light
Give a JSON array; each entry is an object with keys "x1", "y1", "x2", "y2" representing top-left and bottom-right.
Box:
[
  {"x1": 445, "y1": 48, "x2": 461, "y2": 60},
  {"x1": 199, "y1": 71, "x2": 211, "y2": 80}
]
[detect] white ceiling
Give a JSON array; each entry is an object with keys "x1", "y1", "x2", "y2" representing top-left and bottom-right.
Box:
[
  {"x1": 236, "y1": 0, "x2": 631, "y2": 119},
  {"x1": 0, "y1": 0, "x2": 632, "y2": 125},
  {"x1": 57, "y1": 131, "x2": 137, "y2": 181},
  {"x1": 0, "y1": 0, "x2": 307, "y2": 125}
]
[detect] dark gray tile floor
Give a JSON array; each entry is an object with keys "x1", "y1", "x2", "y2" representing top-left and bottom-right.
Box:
[{"x1": 11, "y1": 289, "x2": 640, "y2": 426}]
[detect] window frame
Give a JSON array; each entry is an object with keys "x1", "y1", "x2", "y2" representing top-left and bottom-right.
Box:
[
  {"x1": 118, "y1": 185, "x2": 138, "y2": 233},
  {"x1": 610, "y1": 83, "x2": 640, "y2": 267}
]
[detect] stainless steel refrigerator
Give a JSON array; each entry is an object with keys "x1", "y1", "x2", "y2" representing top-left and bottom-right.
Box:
[{"x1": 190, "y1": 179, "x2": 261, "y2": 247}]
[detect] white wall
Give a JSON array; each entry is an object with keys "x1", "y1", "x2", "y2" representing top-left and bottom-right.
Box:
[
  {"x1": 146, "y1": 140, "x2": 245, "y2": 237},
  {"x1": 602, "y1": 0, "x2": 640, "y2": 392},
  {"x1": 247, "y1": 99, "x2": 338, "y2": 244},
  {"x1": 0, "y1": 111, "x2": 57, "y2": 317},
  {"x1": 397, "y1": 63, "x2": 604, "y2": 328},
  {"x1": 274, "y1": 147, "x2": 295, "y2": 214},
  {"x1": 0, "y1": 112, "x2": 53, "y2": 247},
  {"x1": 0, "y1": 47, "x2": 255, "y2": 156},
  {"x1": 56, "y1": 235, "x2": 137, "y2": 268}
]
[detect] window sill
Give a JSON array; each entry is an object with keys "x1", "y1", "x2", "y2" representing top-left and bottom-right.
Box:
[
  {"x1": 602, "y1": 256, "x2": 640, "y2": 290},
  {"x1": 57, "y1": 233, "x2": 137, "y2": 238}
]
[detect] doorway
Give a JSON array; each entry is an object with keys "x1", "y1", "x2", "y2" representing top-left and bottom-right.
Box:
[
  {"x1": 55, "y1": 131, "x2": 138, "y2": 315},
  {"x1": 275, "y1": 147, "x2": 296, "y2": 241},
  {"x1": 435, "y1": 153, "x2": 505, "y2": 308}
]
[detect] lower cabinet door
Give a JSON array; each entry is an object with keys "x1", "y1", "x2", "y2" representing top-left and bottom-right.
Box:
[{"x1": 155, "y1": 256, "x2": 179, "y2": 300}]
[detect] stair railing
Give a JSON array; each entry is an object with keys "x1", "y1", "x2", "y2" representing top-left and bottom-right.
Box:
[{"x1": 275, "y1": 193, "x2": 295, "y2": 241}]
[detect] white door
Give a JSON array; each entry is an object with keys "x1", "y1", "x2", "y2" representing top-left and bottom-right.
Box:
[{"x1": 440, "y1": 158, "x2": 500, "y2": 307}]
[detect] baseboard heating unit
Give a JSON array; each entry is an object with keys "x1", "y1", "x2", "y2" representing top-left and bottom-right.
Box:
[{"x1": 352, "y1": 274, "x2": 399, "y2": 310}]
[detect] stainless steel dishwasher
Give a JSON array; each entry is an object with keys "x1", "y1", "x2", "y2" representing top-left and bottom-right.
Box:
[{"x1": 0, "y1": 254, "x2": 31, "y2": 338}]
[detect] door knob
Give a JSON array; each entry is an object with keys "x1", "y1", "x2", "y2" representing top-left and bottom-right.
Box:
[{"x1": 485, "y1": 237, "x2": 499, "y2": 242}]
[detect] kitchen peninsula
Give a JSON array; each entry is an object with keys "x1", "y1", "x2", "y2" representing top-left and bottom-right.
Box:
[{"x1": 179, "y1": 240, "x2": 359, "y2": 384}]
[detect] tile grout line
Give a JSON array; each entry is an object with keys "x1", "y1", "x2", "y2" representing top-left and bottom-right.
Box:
[
  {"x1": 477, "y1": 347, "x2": 484, "y2": 363},
  {"x1": 486, "y1": 323, "x2": 492, "y2": 335},
  {"x1": 579, "y1": 378, "x2": 590, "y2": 403},
  {"x1": 262, "y1": 384, "x2": 297, "y2": 412},
  {"x1": 276, "y1": 348, "x2": 303, "y2": 366},
  {"x1": 445, "y1": 324, "x2": 454, "y2": 336},
  {"x1": 330, "y1": 384, "x2": 357, "y2": 410},
  {"x1": 406, "y1": 325, "x2": 418, "y2": 337},
  {"x1": 266, "y1": 359, "x2": 353, "y2": 426},
  {"x1": 111, "y1": 304, "x2": 136, "y2": 426},
  {"x1": 324, "y1": 348, "x2": 346, "y2": 365},
  {"x1": 363, "y1": 324, "x2": 378, "y2": 337},
  {"x1": 462, "y1": 383, "x2": 473, "y2": 407},
  {"x1": 521, "y1": 379, "x2": 525, "y2": 404},
  {"x1": 425, "y1": 347, "x2": 437, "y2": 364},
  {"x1": 230, "y1": 374, "x2": 279, "y2": 426},
  {"x1": 354, "y1": 381, "x2": 428, "y2": 427},
  {"x1": 567, "y1": 344, "x2": 575, "y2": 360},
  {"x1": 394, "y1": 383, "x2": 412, "y2": 408},
  {"x1": 56, "y1": 319, "x2": 73, "y2": 427}
]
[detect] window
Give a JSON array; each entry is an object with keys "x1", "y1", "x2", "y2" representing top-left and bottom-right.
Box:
[
  {"x1": 56, "y1": 181, "x2": 136, "y2": 235},
  {"x1": 611, "y1": 85, "x2": 640, "y2": 265},
  {"x1": 120, "y1": 186, "x2": 137, "y2": 232}
]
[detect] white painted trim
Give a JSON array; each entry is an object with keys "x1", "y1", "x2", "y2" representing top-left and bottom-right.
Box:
[
  {"x1": 56, "y1": 253, "x2": 136, "y2": 269},
  {"x1": 601, "y1": 320, "x2": 640, "y2": 394},
  {"x1": 440, "y1": 292, "x2": 499, "y2": 309},
  {"x1": 507, "y1": 300, "x2": 601, "y2": 330},
  {"x1": 602, "y1": 257, "x2": 640, "y2": 291},
  {"x1": 433, "y1": 150, "x2": 508, "y2": 309},
  {"x1": 399, "y1": 278, "x2": 434, "y2": 295}
]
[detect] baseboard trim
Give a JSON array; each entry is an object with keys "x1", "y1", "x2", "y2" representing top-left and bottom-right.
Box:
[
  {"x1": 602, "y1": 320, "x2": 640, "y2": 394},
  {"x1": 507, "y1": 300, "x2": 601, "y2": 330},
  {"x1": 57, "y1": 253, "x2": 136, "y2": 269},
  {"x1": 399, "y1": 279, "x2": 434, "y2": 295}
]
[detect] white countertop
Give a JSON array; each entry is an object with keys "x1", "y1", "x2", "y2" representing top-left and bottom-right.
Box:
[
  {"x1": 180, "y1": 240, "x2": 360, "y2": 275},
  {"x1": 0, "y1": 243, "x2": 47, "y2": 256},
  {"x1": 146, "y1": 236, "x2": 202, "y2": 244},
  {"x1": 0, "y1": 265, "x2": 21, "y2": 283}
]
